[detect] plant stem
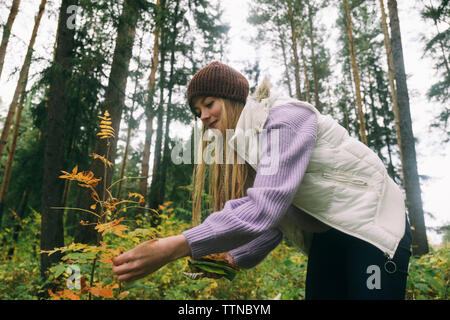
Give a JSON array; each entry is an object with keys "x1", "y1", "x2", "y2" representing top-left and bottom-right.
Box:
[{"x1": 88, "y1": 255, "x2": 98, "y2": 300}]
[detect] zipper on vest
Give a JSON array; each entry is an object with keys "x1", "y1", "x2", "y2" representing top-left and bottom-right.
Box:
[{"x1": 322, "y1": 172, "x2": 368, "y2": 187}]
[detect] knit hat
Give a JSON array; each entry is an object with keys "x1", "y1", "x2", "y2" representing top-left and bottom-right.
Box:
[{"x1": 187, "y1": 61, "x2": 250, "y2": 112}]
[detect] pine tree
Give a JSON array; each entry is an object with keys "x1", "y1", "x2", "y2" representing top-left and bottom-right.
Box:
[
  {"x1": 76, "y1": 0, "x2": 144, "y2": 244},
  {"x1": 379, "y1": 0, "x2": 404, "y2": 179},
  {"x1": 40, "y1": 0, "x2": 77, "y2": 278},
  {"x1": 388, "y1": 0, "x2": 429, "y2": 255}
]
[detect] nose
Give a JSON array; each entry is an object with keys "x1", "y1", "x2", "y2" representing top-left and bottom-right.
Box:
[{"x1": 200, "y1": 108, "x2": 210, "y2": 122}]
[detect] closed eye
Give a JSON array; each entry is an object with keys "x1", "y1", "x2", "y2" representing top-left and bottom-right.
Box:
[{"x1": 193, "y1": 109, "x2": 201, "y2": 118}]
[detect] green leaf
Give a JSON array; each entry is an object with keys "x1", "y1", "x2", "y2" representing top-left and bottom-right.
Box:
[
  {"x1": 52, "y1": 264, "x2": 67, "y2": 279},
  {"x1": 415, "y1": 283, "x2": 430, "y2": 293}
]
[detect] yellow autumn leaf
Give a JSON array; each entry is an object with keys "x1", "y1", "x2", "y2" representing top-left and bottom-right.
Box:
[
  {"x1": 118, "y1": 291, "x2": 130, "y2": 300},
  {"x1": 89, "y1": 286, "x2": 113, "y2": 299},
  {"x1": 95, "y1": 217, "x2": 128, "y2": 237}
]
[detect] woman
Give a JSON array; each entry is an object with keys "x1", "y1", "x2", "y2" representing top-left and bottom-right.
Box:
[{"x1": 112, "y1": 61, "x2": 412, "y2": 300}]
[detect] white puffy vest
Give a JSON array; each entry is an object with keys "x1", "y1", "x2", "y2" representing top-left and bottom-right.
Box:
[{"x1": 228, "y1": 92, "x2": 406, "y2": 258}]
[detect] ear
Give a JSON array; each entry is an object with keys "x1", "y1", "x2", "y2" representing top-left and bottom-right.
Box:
[{"x1": 254, "y1": 77, "x2": 272, "y2": 102}]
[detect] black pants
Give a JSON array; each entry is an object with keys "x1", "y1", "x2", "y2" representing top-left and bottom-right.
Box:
[{"x1": 305, "y1": 216, "x2": 412, "y2": 300}]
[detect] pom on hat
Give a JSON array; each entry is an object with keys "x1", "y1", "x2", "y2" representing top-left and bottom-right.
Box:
[{"x1": 187, "y1": 61, "x2": 250, "y2": 112}]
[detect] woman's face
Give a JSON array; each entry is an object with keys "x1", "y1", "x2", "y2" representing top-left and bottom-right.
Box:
[{"x1": 193, "y1": 96, "x2": 223, "y2": 130}]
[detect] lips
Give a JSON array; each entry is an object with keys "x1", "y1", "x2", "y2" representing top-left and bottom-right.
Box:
[{"x1": 208, "y1": 120, "x2": 218, "y2": 129}]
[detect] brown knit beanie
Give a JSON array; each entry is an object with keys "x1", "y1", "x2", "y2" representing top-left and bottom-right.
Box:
[{"x1": 187, "y1": 61, "x2": 249, "y2": 112}]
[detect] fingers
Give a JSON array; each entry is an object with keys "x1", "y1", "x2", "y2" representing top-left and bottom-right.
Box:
[
  {"x1": 115, "y1": 263, "x2": 153, "y2": 283},
  {"x1": 113, "y1": 261, "x2": 145, "y2": 283},
  {"x1": 117, "y1": 271, "x2": 141, "y2": 283},
  {"x1": 112, "y1": 239, "x2": 164, "y2": 283},
  {"x1": 112, "y1": 261, "x2": 136, "y2": 276},
  {"x1": 112, "y1": 250, "x2": 133, "y2": 266}
]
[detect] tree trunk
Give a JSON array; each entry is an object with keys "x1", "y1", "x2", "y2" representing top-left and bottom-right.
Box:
[
  {"x1": 388, "y1": 0, "x2": 429, "y2": 256},
  {"x1": 343, "y1": 102, "x2": 350, "y2": 132},
  {"x1": 307, "y1": 2, "x2": 321, "y2": 111},
  {"x1": 0, "y1": 0, "x2": 21, "y2": 78},
  {"x1": 298, "y1": 23, "x2": 311, "y2": 103},
  {"x1": 139, "y1": 116, "x2": 153, "y2": 204},
  {"x1": 379, "y1": 0, "x2": 404, "y2": 181},
  {"x1": 277, "y1": 25, "x2": 293, "y2": 97},
  {"x1": 148, "y1": 49, "x2": 166, "y2": 210},
  {"x1": 6, "y1": 187, "x2": 29, "y2": 259},
  {"x1": 40, "y1": 0, "x2": 76, "y2": 279},
  {"x1": 287, "y1": 1, "x2": 302, "y2": 100},
  {"x1": 139, "y1": 0, "x2": 164, "y2": 212},
  {"x1": 0, "y1": 79, "x2": 27, "y2": 225},
  {"x1": 367, "y1": 68, "x2": 384, "y2": 159},
  {"x1": 159, "y1": 0, "x2": 181, "y2": 208},
  {"x1": 0, "y1": 0, "x2": 46, "y2": 160},
  {"x1": 116, "y1": 108, "x2": 134, "y2": 199},
  {"x1": 344, "y1": 0, "x2": 368, "y2": 145},
  {"x1": 159, "y1": 108, "x2": 171, "y2": 206},
  {"x1": 116, "y1": 34, "x2": 145, "y2": 199},
  {"x1": 76, "y1": 0, "x2": 140, "y2": 244},
  {"x1": 61, "y1": 137, "x2": 77, "y2": 210},
  {"x1": 153, "y1": 0, "x2": 180, "y2": 208}
]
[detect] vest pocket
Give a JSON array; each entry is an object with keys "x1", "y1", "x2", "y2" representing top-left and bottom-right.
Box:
[{"x1": 321, "y1": 172, "x2": 369, "y2": 188}]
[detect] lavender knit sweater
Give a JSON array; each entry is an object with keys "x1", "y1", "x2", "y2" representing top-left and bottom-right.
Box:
[{"x1": 182, "y1": 103, "x2": 318, "y2": 268}]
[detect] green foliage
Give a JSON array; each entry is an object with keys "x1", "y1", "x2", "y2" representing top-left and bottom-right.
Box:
[
  {"x1": 1, "y1": 205, "x2": 448, "y2": 299},
  {"x1": 406, "y1": 246, "x2": 449, "y2": 299},
  {"x1": 420, "y1": 0, "x2": 449, "y2": 142}
]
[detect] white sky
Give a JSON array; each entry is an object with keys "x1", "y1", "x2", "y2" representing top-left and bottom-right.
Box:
[{"x1": 0, "y1": 0, "x2": 448, "y2": 244}]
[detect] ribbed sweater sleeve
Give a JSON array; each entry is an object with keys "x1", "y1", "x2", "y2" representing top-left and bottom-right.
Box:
[
  {"x1": 229, "y1": 228, "x2": 283, "y2": 268},
  {"x1": 182, "y1": 103, "x2": 318, "y2": 261}
]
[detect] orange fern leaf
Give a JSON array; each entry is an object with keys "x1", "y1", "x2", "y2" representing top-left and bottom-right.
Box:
[
  {"x1": 88, "y1": 283, "x2": 118, "y2": 299},
  {"x1": 92, "y1": 153, "x2": 113, "y2": 167},
  {"x1": 95, "y1": 217, "x2": 128, "y2": 237},
  {"x1": 97, "y1": 110, "x2": 115, "y2": 139},
  {"x1": 59, "y1": 167, "x2": 102, "y2": 188},
  {"x1": 128, "y1": 192, "x2": 145, "y2": 205}
]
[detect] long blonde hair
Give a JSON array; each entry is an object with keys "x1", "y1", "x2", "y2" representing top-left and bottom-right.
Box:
[{"x1": 191, "y1": 98, "x2": 255, "y2": 226}]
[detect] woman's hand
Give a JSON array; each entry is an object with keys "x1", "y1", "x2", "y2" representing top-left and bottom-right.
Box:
[{"x1": 112, "y1": 235, "x2": 191, "y2": 283}]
